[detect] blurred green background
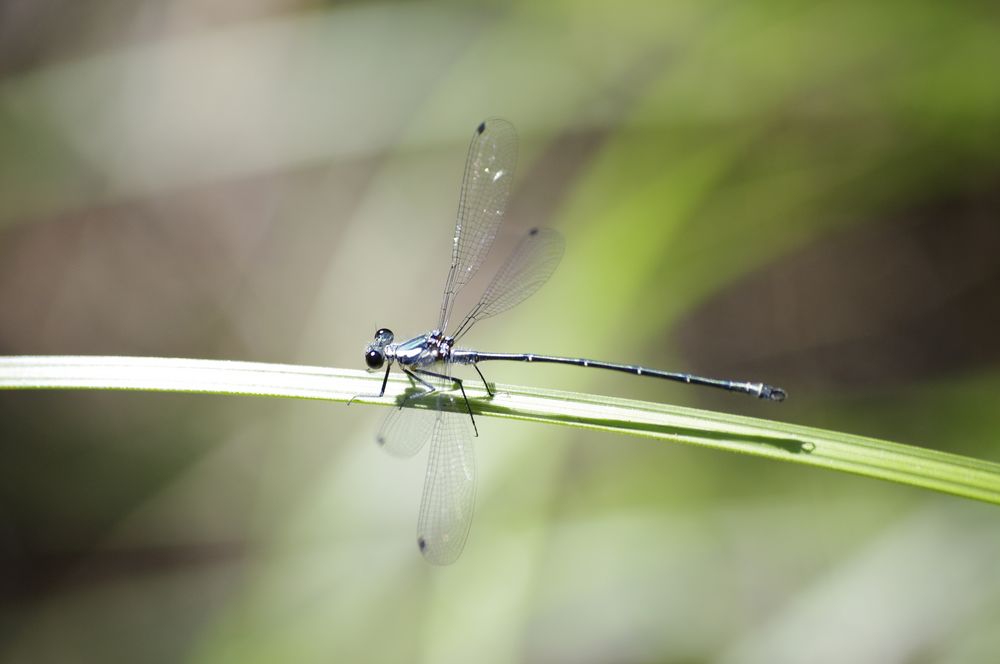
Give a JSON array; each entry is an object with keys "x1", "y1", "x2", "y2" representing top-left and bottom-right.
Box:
[{"x1": 2, "y1": 1, "x2": 1000, "y2": 662}]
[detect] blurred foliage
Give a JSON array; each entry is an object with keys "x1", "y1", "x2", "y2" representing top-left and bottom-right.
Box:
[{"x1": 1, "y1": 0, "x2": 999, "y2": 662}]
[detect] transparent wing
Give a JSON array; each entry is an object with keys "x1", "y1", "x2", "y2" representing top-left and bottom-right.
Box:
[
  {"x1": 376, "y1": 371, "x2": 455, "y2": 457},
  {"x1": 376, "y1": 405, "x2": 437, "y2": 458},
  {"x1": 416, "y1": 402, "x2": 477, "y2": 565},
  {"x1": 437, "y1": 118, "x2": 519, "y2": 333},
  {"x1": 452, "y1": 227, "x2": 565, "y2": 341}
]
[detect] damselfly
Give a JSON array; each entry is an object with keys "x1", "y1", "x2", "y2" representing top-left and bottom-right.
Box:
[{"x1": 361, "y1": 119, "x2": 785, "y2": 564}]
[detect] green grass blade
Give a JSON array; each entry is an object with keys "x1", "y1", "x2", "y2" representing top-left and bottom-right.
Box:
[{"x1": 2, "y1": 355, "x2": 999, "y2": 504}]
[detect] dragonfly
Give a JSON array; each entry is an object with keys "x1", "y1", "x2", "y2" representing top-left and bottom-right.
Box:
[{"x1": 361, "y1": 118, "x2": 786, "y2": 564}]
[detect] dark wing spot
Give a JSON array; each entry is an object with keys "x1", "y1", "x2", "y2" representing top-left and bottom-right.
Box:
[
  {"x1": 476, "y1": 121, "x2": 486, "y2": 134},
  {"x1": 376, "y1": 435, "x2": 385, "y2": 446},
  {"x1": 417, "y1": 536, "x2": 427, "y2": 552},
  {"x1": 529, "y1": 228, "x2": 539, "y2": 236}
]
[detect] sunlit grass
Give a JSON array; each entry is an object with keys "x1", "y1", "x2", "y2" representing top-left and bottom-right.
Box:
[{"x1": 3, "y1": 355, "x2": 999, "y2": 505}]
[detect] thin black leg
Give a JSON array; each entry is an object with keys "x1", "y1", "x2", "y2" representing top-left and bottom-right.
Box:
[
  {"x1": 399, "y1": 367, "x2": 437, "y2": 408},
  {"x1": 347, "y1": 364, "x2": 392, "y2": 405},
  {"x1": 378, "y1": 363, "x2": 391, "y2": 396},
  {"x1": 413, "y1": 368, "x2": 479, "y2": 437},
  {"x1": 473, "y1": 364, "x2": 493, "y2": 397}
]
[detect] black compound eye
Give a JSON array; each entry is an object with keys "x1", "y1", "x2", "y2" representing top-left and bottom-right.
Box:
[
  {"x1": 365, "y1": 349, "x2": 384, "y2": 370},
  {"x1": 374, "y1": 328, "x2": 394, "y2": 344}
]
